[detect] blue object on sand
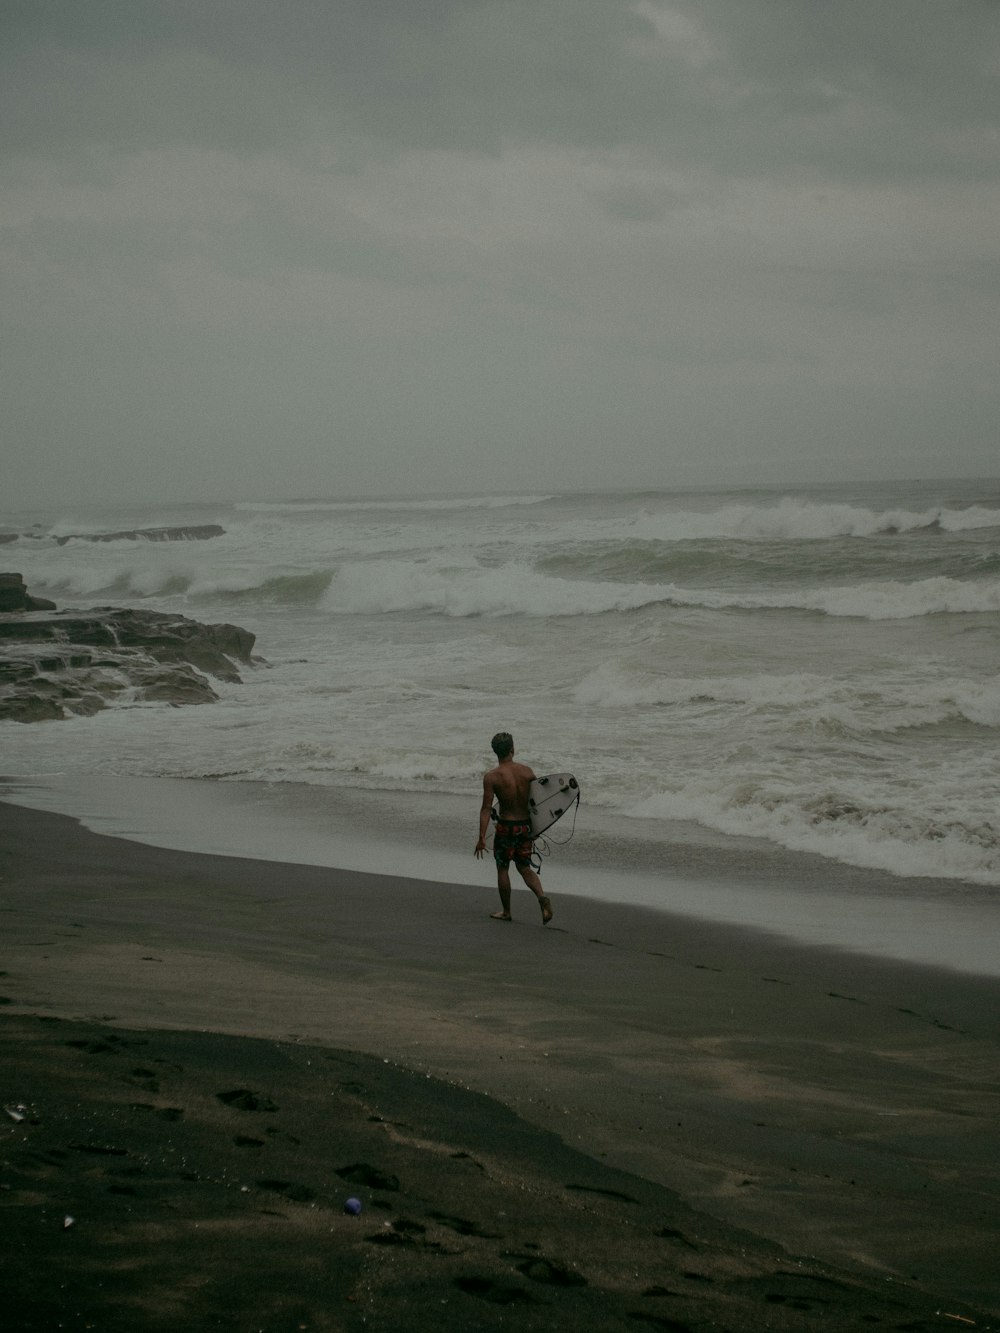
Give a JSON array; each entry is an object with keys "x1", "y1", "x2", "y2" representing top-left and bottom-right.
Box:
[{"x1": 344, "y1": 1196, "x2": 362, "y2": 1215}]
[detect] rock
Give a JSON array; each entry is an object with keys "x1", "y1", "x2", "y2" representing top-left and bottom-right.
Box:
[
  {"x1": 52, "y1": 524, "x2": 226, "y2": 545},
  {"x1": 0, "y1": 608, "x2": 254, "y2": 680},
  {"x1": 0, "y1": 593, "x2": 256, "y2": 723},
  {"x1": 1, "y1": 525, "x2": 225, "y2": 546},
  {"x1": 0, "y1": 573, "x2": 57, "y2": 613},
  {"x1": 130, "y1": 662, "x2": 221, "y2": 706}
]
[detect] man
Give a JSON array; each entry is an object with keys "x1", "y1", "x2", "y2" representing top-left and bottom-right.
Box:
[{"x1": 474, "y1": 731, "x2": 553, "y2": 924}]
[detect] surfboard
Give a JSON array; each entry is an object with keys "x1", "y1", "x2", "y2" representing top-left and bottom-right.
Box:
[{"x1": 527, "y1": 773, "x2": 580, "y2": 837}]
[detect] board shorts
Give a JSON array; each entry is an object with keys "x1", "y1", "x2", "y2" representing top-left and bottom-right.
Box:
[{"x1": 493, "y1": 819, "x2": 534, "y2": 870}]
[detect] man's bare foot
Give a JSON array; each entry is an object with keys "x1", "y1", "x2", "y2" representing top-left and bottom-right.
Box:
[
  {"x1": 490, "y1": 910, "x2": 512, "y2": 921},
  {"x1": 538, "y1": 895, "x2": 553, "y2": 924}
]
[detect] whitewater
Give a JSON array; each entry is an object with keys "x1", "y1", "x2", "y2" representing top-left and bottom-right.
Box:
[{"x1": 3, "y1": 477, "x2": 1000, "y2": 922}]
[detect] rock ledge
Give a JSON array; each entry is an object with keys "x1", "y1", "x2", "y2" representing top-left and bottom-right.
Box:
[{"x1": 1, "y1": 574, "x2": 257, "y2": 723}]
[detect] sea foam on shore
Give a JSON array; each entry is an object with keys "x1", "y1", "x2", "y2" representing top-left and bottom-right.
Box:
[{"x1": 5, "y1": 772, "x2": 1000, "y2": 977}]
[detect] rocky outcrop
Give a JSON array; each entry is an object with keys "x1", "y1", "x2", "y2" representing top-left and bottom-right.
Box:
[
  {"x1": 0, "y1": 524, "x2": 225, "y2": 545},
  {"x1": 53, "y1": 524, "x2": 226, "y2": 544},
  {"x1": 0, "y1": 577, "x2": 257, "y2": 723},
  {"x1": 0, "y1": 572, "x2": 57, "y2": 613}
]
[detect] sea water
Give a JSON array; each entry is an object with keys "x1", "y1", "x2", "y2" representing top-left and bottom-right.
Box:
[{"x1": 3, "y1": 479, "x2": 999, "y2": 968}]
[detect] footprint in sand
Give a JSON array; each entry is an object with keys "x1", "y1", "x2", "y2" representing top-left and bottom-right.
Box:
[
  {"x1": 452, "y1": 1276, "x2": 539, "y2": 1306},
  {"x1": 449, "y1": 1150, "x2": 486, "y2": 1172},
  {"x1": 336, "y1": 1162, "x2": 400, "y2": 1191},
  {"x1": 513, "y1": 1255, "x2": 588, "y2": 1288},
  {"x1": 366, "y1": 1219, "x2": 439, "y2": 1249},
  {"x1": 255, "y1": 1178, "x2": 316, "y2": 1202},
  {"x1": 216, "y1": 1088, "x2": 279, "y2": 1112},
  {"x1": 128, "y1": 1102, "x2": 183, "y2": 1121},
  {"x1": 426, "y1": 1210, "x2": 501, "y2": 1238},
  {"x1": 565, "y1": 1182, "x2": 639, "y2": 1204},
  {"x1": 654, "y1": 1226, "x2": 698, "y2": 1249},
  {"x1": 628, "y1": 1313, "x2": 695, "y2": 1331}
]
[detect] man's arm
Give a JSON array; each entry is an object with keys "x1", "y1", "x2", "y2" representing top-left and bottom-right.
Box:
[{"x1": 474, "y1": 774, "x2": 495, "y2": 858}]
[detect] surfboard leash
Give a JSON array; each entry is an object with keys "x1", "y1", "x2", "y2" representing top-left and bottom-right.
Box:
[
  {"x1": 530, "y1": 796, "x2": 580, "y2": 870},
  {"x1": 488, "y1": 794, "x2": 580, "y2": 870}
]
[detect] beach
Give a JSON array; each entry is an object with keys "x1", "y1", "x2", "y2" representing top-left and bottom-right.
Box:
[
  {"x1": 2, "y1": 796, "x2": 998, "y2": 1331},
  {"x1": 5, "y1": 0, "x2": 1000, "y2": 1319}
]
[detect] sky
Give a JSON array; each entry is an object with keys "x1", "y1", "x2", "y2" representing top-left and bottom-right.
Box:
[{"x1": 3, "y1": 0, "x2": 999, "y2": 508}]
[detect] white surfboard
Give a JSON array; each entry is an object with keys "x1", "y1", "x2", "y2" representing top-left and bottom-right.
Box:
[{"x1": 528, "y1": 773, "x2": 580, "y2": 837}]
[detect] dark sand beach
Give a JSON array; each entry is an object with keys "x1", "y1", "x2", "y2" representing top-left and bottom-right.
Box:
[{"x1": 1, "y1": 797, "x2": 998, "y2": 1331}]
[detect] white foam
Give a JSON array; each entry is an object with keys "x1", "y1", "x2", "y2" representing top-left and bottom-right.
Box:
[
  {"x1": 630, "y1": 779, "x2": 1000, "y2": 886},
  {"x1": 320, "y1": 558, "x2": 669, "y2": 617},
  {"x1": 25, "y1": 546, "x2": 998, "y2": 626},
  {"x1": 576, "y1": 666, "x2": 830, "y2": 710},
  {"x1": 317, "y1": 557, "x2": 1000, "y2": 621},
  {"x1": 616, "y1": 498, "x2": 1000, "y2": 543},
  {"x1": 791, "y1": 577, "x2": 1000, "y2": 619},
  {"x1": 574, "y1": 664, "x2": 1000, "y2": 731}
]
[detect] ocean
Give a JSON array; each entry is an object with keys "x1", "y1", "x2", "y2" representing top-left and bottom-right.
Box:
[{"x1": 3, "y1": 478, "x2": 999, "y2": 971}]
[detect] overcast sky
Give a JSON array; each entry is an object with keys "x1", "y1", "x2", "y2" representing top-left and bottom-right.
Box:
[{"x1": 3, "y1": 1, "x2": 999, "y2": 507}]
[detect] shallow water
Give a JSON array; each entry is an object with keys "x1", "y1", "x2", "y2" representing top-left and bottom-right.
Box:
[{"x1": 5, "y1": 773, "x2": 999, "y2": 978}]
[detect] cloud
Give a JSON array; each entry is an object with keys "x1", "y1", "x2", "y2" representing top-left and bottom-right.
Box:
[
  {"x1": 6, "y1": 1, "x2": 997, "y2": 173},
  {"x1": 2, "y1": 1, "x2": 999, "y2": 505}
]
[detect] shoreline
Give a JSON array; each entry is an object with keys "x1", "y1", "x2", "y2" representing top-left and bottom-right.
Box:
[
  {"x1": 5, "y1": 772, "x2": 1000, "y2": 977},
  {"x1": 2, "y1": 795, "x2": 999, "y2": 1327}
]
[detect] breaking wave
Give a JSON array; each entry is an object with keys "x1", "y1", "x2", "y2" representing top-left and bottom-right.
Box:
[
  {"x1": 575, "y1": 664, "x2": 1000, "y2": 731},
  {"x1": 614, "y1": 498, "x2": 1000, "y2": 543},
  {"x1": 629, "y1": 780, "x2": 1000, "y2": 885},
  {"x1": 320, "y1": 559, "x2": 1000, "y2": 621},
  {"x1": 539, "y1": 498, "x2": 1000, "y2": 549}
]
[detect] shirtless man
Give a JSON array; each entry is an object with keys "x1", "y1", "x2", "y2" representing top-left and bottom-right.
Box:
[{"x1": 474, "y1": 731, "x2": 553, "y2": 924}]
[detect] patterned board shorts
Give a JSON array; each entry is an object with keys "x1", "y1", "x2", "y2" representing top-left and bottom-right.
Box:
[{"x1": 493, "y1": 819, "x2": 534, "y2": 869}]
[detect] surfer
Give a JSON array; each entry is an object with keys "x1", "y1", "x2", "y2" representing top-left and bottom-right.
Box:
[{"x1": 474, "y1": 732, "x2": 553, "y2": 924}]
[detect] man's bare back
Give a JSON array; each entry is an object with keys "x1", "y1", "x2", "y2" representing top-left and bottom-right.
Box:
[
  {"x1": 474, "y1": 732, "x2": 552, "y2": 925},
  {"x1": 483, "y1": 758, "x2": 535, "y2": 821}
]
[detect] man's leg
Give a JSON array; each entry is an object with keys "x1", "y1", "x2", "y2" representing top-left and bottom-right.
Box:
[
  {"x1": 491, "y1": 865, "x2": 512, "y2": 920},
  {"x1": 516, "y1": 863, "x2": 553, "y2": 924}
]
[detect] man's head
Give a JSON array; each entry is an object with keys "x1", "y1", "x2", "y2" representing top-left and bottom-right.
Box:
[{"x1": 491, "y1": 731, "x2": 514, "y2": 760}]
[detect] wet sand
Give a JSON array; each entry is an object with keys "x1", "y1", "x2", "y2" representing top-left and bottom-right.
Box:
[{"x1": 1, "y1": 796, "x2": 998, "y2": 1331}]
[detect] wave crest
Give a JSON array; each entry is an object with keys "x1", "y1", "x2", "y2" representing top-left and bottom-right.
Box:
[
  {"x1": 321, "y1": 560, "x2": 667, "y2": 617},
  {"x1": 613, "y1": 498, "x2": 1000, "y2": 543},
  {"x1": 575, "y1": 664, "x2": 1000, "y2": 731},
  {"x1": 631, "y1": 781, "x2": 1000, "y2": 885},
  {"x1": 320, "y1": 558, "x2": 1000, "y2": 621}
]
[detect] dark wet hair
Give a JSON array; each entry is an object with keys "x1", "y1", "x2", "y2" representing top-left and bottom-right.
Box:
[{"x1": 491, "y1": 731, "x2": 514, "y2": 759}]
